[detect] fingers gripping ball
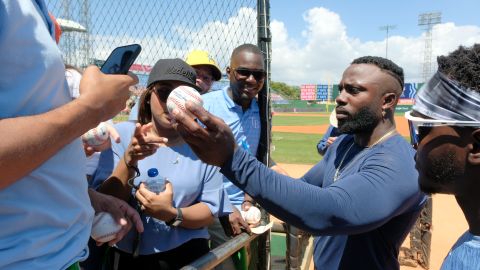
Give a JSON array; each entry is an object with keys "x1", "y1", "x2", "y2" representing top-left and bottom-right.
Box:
[
  {"x1": 90, "y1": 212, "x2": 122, "y2": 243},
  {"x1": 166, "y1": 86, "x2": 203, "y2": 118},
  {"x1": 82, "y1": 122, "x2": 110, "y2": 146},
  {"x1": 241, "y1": 206, "x2": 262, "y2": 225}
]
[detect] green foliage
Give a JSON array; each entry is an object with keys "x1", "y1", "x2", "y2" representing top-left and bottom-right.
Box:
[{"x1": 270, "y1": 81, "x2": 300, "y2": 99}]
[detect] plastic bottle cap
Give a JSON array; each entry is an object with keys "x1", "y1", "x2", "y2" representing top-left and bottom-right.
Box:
[{"x1": 147, "y1": 168, "x2": 159, "y2": 177}]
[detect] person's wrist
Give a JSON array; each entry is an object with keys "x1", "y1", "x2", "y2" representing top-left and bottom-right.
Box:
[
  {"x1": 75, "y1": 96, "x2": 105, "y2": 124},
  {"x1": 166, "y1": 207, "x2": 183, "y2": 226},
  {"x1": 242, "y1": 199, "x2": 255, "y2": 206},
  {"x1": 123, "y1": 153, "x2": 140, "y2": 186},
  {"x1": 87, "y1": 188, "x2": 104, "y2": 212},
  {"x1": 166, "y1": 207, "x2": 177, "y2": 222},
  {"x1": 123, "y1": 152, "x2": 138, "y2": 169}
]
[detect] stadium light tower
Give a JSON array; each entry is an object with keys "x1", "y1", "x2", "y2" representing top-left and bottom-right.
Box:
[
  {"x1": 59, "y1": 0, "x2": 90, "y2": 68},
  {"x1": 418, "y1": 12, "x2": 441, "y2": 82},
  {"x1": 379, "y1": 24, "x2": 396, "y2": 59}
]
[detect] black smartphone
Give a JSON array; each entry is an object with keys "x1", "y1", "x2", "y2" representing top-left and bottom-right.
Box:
[{"x1": 100, "y1": 44, "x2": 142, "y2": 75}]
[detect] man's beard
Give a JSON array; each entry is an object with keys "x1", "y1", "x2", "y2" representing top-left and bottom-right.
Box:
[
  {"x1": 337, "y1": 107, "x2": 380, "y2": 134},
  {"x1": 419, "y1": 151, "x2": 461, "y2": 194}
]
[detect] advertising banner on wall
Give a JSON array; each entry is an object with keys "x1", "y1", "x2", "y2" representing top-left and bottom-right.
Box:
[
  {"x1": 401, "y1": 83, "x2": 422, "y2": 99},
  {"x1": 300, "y1": 84, "x2": 317, "y2": 100},
  {"x1": 398, "y1": 83, "x2": 423, "y2": 106},
  {"x1": 316, "y1": 84, "x2": 329, "y2": 101}
]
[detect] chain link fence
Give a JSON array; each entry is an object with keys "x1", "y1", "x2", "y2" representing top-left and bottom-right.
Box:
[
  {"x1": 45, "y1": 0, "x2": 258, "y2": 87},
  {"x1": 46, "y1": 1, "x2": 277, "y2": 269}
]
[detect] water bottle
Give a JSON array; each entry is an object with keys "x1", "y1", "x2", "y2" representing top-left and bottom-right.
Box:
[{"x1": 144, "y1": 168, "x2": 165, "y2": 194}]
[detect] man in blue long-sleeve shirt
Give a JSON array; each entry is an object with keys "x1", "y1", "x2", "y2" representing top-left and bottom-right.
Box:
[{"x1": 172, "y1": 56, "x2": 426, "y2": 269}]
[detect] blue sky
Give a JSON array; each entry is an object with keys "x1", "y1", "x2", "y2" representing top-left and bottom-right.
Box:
[
  {"x1": 48, "y1": 0, "x2": 480, "y2": 85},
  {"x1": 269, "y1": 0, "x2": 480, "y2": 84},
  {"x1": 271, "y1": 0, "x2": 480, "y2": 43}
]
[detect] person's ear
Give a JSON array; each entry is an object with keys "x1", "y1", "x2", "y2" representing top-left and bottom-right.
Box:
[
  {"x1": 468, "y1": 129, "x2": 480, "y2": 165},
  {"x1": 226, "y1": 67, "x2": 231, "y2": 80},
  {"x1": 381, "y1": 92, "x2": 397, "y2": 111}
]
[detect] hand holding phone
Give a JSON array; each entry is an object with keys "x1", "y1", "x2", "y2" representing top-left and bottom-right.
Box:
[{"x1": 100, "y1": 44, "x2": 142, "y2": 75}]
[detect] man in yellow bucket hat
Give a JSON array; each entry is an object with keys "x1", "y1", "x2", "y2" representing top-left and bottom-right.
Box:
[{"x1": 185, "y1": 50, "x2": 222, "y2": 94}]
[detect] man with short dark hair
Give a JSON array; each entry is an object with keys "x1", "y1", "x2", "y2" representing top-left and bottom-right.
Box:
[
  {"x1": 172, "y1": 55, "x2": 426, "y2": 269},
  {"x1": 406, "y1": 44, "x2": 480, "y2": 270},
  {"x1": 202, "y1": 43, "x2": 289, "y2": 269},
  {"x1": 201, "y1": 44, "x2": 264, "y2": 270}
]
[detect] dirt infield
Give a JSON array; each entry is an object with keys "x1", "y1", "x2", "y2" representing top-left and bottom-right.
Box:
[
  {"x1": 278, "y1": 163, "x2": 468, "y2": 270},
  {"x1": 272, "y1": 112, "x2": 411, "y2": 137}
]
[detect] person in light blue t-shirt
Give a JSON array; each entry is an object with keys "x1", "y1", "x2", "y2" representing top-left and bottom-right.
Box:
[
  {"x1": 408, "y1": 44, "x2": 480, "y2": 270},
  {"x1": 98, "y1": 58, "x2": 229, "y2": 269},
  {"x1": 0, "y1": 1, "x2": 141, "y2": 269}
]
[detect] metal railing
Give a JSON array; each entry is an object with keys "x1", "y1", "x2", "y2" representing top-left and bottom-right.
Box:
[
  {"x1": 181, "y1": 232, "x2": 260, "y2": 270},
  {"x1": 181, "y1": 221, "x2": 314, "y2": 270}
]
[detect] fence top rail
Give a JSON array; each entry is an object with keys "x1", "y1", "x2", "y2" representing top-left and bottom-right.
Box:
[{"x1": 181, "y1": 232, "x2": 260, "y2": 270}]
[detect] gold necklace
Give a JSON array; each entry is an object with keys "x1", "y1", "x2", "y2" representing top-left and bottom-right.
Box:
[{"x1": 333, "y1": 129, "x2": 397, "y2": 182}]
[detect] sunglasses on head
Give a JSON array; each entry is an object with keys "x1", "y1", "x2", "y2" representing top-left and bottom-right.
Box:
[
  {"x1": 405, "y1": 110, "x2": 480, "y2": 148},
  {"x1": 233, "y1": 67, "x2": 266, "y2": 81}
]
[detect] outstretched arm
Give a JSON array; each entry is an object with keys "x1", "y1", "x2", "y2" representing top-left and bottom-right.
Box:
[
  {"x1": 0, "y1": 67, "x2": 137, "y2": 189},
  {"x1": 221, "y1": 148, "x2": 422, "y2": 235},
  {"x1": 171, "y1": 102, "x2": 423, "y2": 235},
  {"x1": 99, "y1": 123, "x2": 167, "y2": 201}
]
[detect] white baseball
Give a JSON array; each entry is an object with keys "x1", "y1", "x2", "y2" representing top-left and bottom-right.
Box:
[
  {"x1": 166, "y1": 85, "x2": 203, "y2": 117},
  {"x1": 91, "y1": 212, "x2": 122, "y2": 243},
  {"x1": 241, "y1": 206, "x2": 262, "y2": 225},
  {"x1": 82, "y1": 122, "x2": 110, "y2": 146}
]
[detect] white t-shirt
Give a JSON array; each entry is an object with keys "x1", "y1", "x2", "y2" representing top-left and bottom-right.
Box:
[{"x1": 65, "y1": 68, "x2": 82, "y2": 99}]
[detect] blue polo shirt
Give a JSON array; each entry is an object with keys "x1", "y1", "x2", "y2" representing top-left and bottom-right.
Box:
[
  {"x1": 202, "y1": 87, "x2": 261, "y2": 207},
  {"x1": 441, "y1": 231, "x2": 480, "y2": 270}
]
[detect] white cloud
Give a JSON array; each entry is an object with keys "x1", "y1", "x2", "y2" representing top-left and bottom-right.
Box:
[
  {"x1": 62, "y1": 6, "x2": 480, "y2": 86},
  {"x1": 184, "y1": 7, "x2": 257, "y2": 69},
  {"x1": 271, "y1": 7, "x2": 480, "y2": 85}
]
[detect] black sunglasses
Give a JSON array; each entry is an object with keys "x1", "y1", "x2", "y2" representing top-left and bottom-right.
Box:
[
  {"x1": 405, "y1": 111, "x2": 480, "y2": 150},
  {"x1": 233, "y1": 67, "x2": 266, "y2": 81},
  {"x1": 154, "y1": 85, "x2": 174, "y2": 102},
  {"x1": 408, "y1": 120, "x2": 433, "y2": 149}
]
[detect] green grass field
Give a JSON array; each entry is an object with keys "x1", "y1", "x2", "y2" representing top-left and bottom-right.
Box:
[
  {"x1": 271, "y1": 132, "x2": 323, "y2": 164},
  {"x1": 272, "y1": 115, "x2": 329, "y2": 126},
  {"x1": 271, "y1": 113, "x2": 327, "y2": 165}
]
